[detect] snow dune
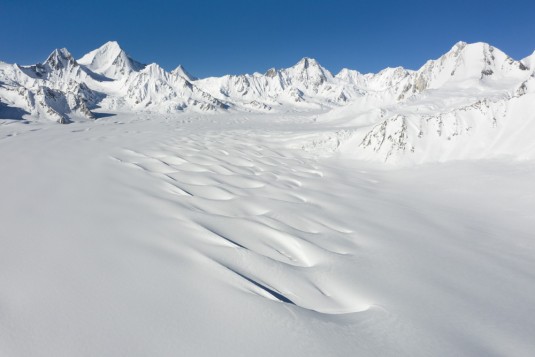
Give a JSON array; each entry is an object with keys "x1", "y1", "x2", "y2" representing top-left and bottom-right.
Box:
[{"x1": 1, "y1": 113, "x2": 535, "y2": 356}]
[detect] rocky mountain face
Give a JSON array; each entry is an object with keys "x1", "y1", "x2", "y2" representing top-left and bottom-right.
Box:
[{"x1": 0, "y1": 48, "x2": 98, "y2": 123}]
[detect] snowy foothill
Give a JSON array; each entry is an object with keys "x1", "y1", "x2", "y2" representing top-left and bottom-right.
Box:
[{"x1": 1, "y1": 41, "x2": 535, "y2": 356}]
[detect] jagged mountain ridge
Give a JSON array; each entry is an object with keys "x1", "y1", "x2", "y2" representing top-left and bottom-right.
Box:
[
  {"x1": 0, "y1": 48, "x2": 97, "y2": 123},
  {"x1": 0, "y1": 41, "x2": 534, "y2": 163},
  {"x1": 194, "y1": 57, "x2": 361, "y2": 108},
  {"x1": 1, "y1": 40, "x2": 531, "y2": 121}
]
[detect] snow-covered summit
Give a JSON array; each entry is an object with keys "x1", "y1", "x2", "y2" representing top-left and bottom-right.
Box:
[
  {"x1": 171, "y1": 65, "x2": 197, "y2": 81},
  {"x1": 1, "y1": 40, "x2": 534, "y2": 130},
  {"x1": 44, "y1": 48, "x2": 78, "y2": 71},
  {"x1": 14, "y1": 47, "x2": 83, "y2": 82},
  {"x1": 283, "y1": 57, "x2": 334, "y2": 87},
  {"x1": 122, "y1": 62, "x2": 228, "y2": 112},
  {"x1": 78, "y1": 41, "x2": 145, "y2": 80},
  {"x1": 411, "y1": 41, "x2": 529, "y2": 92}
]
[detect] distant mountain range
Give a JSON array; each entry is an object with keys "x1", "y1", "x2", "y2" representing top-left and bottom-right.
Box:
[{"x1": 1, "y1": 41, "x2": 534, "y2": 162}]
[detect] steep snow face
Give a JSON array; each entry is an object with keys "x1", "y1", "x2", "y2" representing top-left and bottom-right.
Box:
[
  {"x1": 366, "y1": 67, "x2": 413, "y2": 91},
  {"x1": 0, "y1": 83, "x2": 94, "y2": 123},
  {"x1": 327, "y1": 72, "x2": 535, "y2": 163},
  {"x1": 196, "y1": 57, "x2": 361, "y2": 108},
  {"x1": 0, "y1": 49, "x2": 97, "y2": 123},
  {"x1": 313, "y1": 42, "x2": 535, "y2": 164},
  {"x1": 522, "y1": 51, "x2": 535, "y2": 71},
  {"x1": 15, "y1": 48, "x2": 86, "y2": 85},
  {"x1": 43, "y1": 48, "x2": 78, "y2": 72},
  {"x1": 78, "y1": 41, "x2": 145, "y2": 80},
  {"x1": 124, "y1": 63, "x2": 228, "y2": 112},
  {"x1": 171, "y1": 65, "x2": 197, "y2": 82},
  {"x1": 335, "y1": 68, "x2": 367, "y2": 87},
  {"x1": 410, "y1": 42, "x2": 529, "y2": 93},
  {"x1": 281, "y1": 57, "x2": 334, "y2": 88},
  {"x1": 75, "y1": 42, "x2": 230, "y2": 113},
  {"x1": 32, "y1": 86, "x2": 95, "y2": 123}
]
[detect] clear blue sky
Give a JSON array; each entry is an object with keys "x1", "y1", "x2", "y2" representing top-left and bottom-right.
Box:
[{"x1": 1, "y1": 0, "x2": 534, "y2": 78}]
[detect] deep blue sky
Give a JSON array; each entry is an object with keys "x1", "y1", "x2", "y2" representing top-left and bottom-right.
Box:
[{"x1": 1, "y1": 0, "x2": 534, "y2": 78}]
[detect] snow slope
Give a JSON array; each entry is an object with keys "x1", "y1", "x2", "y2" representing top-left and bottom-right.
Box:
[
  {"x1": 1, "y1": 113, "x2": 534, "y2": 356},
  {"x1": 318, "y1": 42, "x2": 535, "y2": 163},
  {"x1": 1, "y1": 42, "x2": 535, "y2": 355},
  {"x1": 77, "y1": 41, "x2": 146, "y2": 80}
]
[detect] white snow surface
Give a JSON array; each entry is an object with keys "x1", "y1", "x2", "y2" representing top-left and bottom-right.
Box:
[
  {"x1": 1, "y1": 111, "x2": 535, "y2": 356},
  {"x1": 1, "y1": 42, "x2": 535, "y2": 356}
]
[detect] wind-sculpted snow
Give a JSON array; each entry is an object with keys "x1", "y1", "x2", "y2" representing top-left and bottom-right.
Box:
[
  {"x1": 1, "y1": 112, "x2": 535, "y2": 356},
  {"x1": 110, "y1": 134, "x2": 369, "y2": 314}
]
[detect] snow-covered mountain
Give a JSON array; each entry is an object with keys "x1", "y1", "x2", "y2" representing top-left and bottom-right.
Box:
[
  {"x1": 195, "y1": 57, "x2": 361, "y2": 108},
  {"x1": 317, "y1": 42, "x2": 535, "y2": 163},
  {"x1": 0, "y1": 48, "x2": 97, "y2": 123},
  {"x1": 122, "y1": 63, "x2": 228, "y2": 112},
  {"x1": 77, "y1": 41, "x2": 145, "y2": 80},
  {"x1": 171, "y1": 64, "x2": 197, "y2": 82},
  {"x1": 1, "y1": 40, "x2": 534, "y2": 163}
]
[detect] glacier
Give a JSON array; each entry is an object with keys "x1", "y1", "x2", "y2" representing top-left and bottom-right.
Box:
[{"x1": 1, "y1": 41, "x2": 535, "y2": 356}]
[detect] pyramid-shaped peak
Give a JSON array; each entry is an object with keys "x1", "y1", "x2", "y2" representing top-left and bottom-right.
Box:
[
  {"x1": 289, "y1": 57, "x2": 333, "y2": 77},
  {"x1": 289, "y1": 57, "x2": 330, "y2": 73},
  {"x1": 282, "y1": 57, "x2": 333, "y2": 87},
  {"x1": 294, "y1": 57, "x2": 322, "y2": 69},
  {"x1": 171, "y1": 64, "x2": 197, "y2": 81},
  {"x1": 87, "y1": 41, "x2": 125, "y2": 60},
  {"x1": 78, "y1": 40, "x2": 145, "y2": 79},
  {"x1": 44, "y1": 48, "x2": 77, "y2": 70},
  {"x1": 49, "y1": 48, "x2": 74, "y2": 58},
  {"x1": 94, "y1": 41, "x2": 130, "y2": 58}
]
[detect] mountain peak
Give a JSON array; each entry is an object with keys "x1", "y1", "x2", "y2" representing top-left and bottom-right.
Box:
[
  {"x1": 171, "y1": 64, "x2": 197, "y2": 81},
  {"x1": 294, "y1": 57, "x2": 321, "y2": 69},
  {"x1": 142, "y1": 63, "x2": 168, "y2": 77},
  {"x1": 286, "y1": 57, "x2": 333, "y2": 86},
  {"x1": 446, "y1": 41, "x2": 494, "y2": 58},
  {"x1": 44, "y1": 48, "x2": 77, "y2": 70},
  {"x1": 411, "y1": 41, "x2": 527, "y2": 93},
  {"x1": 100, "y1": 40, "x2": 121, "y2": 51},
  {"x1": 78, "y1": 41, "x2": 145, "y2": 79}
]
